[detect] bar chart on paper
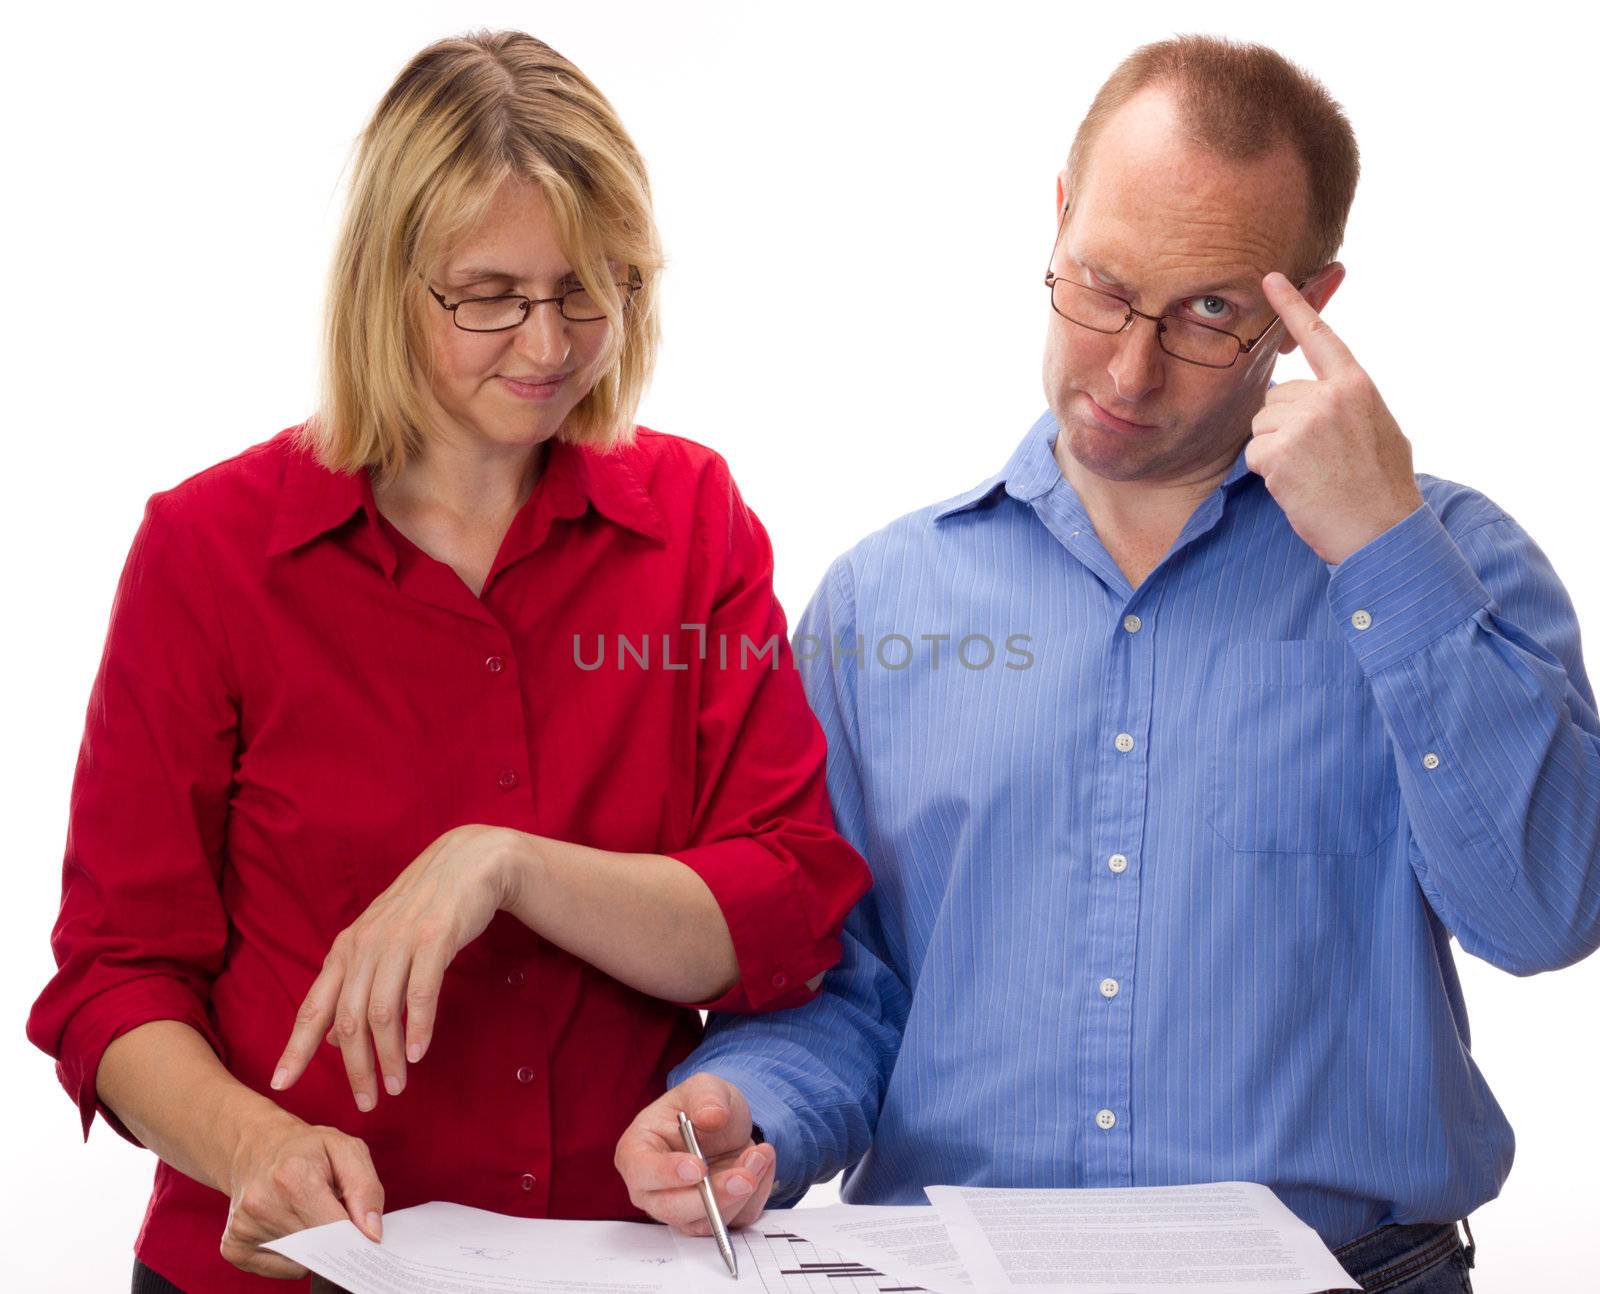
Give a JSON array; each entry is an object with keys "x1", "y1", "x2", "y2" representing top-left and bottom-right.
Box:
[{"x1": 676, "y1": 1223, "x2": 941, "y2": 1293}]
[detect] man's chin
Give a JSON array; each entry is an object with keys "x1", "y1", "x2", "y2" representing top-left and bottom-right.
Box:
[{"x1": 1060, "y1": 415, "x2": 1170, "y2": 483}]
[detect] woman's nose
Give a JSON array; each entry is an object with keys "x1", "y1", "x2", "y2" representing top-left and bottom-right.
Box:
[{"x1": 513, "y1": 299, "x2": 572, "y2": 368}]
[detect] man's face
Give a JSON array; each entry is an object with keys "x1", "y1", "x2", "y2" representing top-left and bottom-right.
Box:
[{"x1": 1042, "y1": 88, "x2": 1327, "y2": 486}]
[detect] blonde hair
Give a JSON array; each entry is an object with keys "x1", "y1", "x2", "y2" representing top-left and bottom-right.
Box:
[
  {"x1": 302, "y1": 29, "x2": 663, "y2": 479},
  {"x1": 1066, "y1": 35, "x2": 1360, "y2": 280}
]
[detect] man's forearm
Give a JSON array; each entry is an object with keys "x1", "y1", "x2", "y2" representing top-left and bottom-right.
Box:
[
  {"x1": 97, "y1": 1019, "x2": 299, "y2": 1193},
  {"x1": 670, "y1": 918, "x2": 910, "y2": 1203},
  {"x1": 1328, "y1": 509, "x2": 1600, "y2": 972},
  {"x1": 499, "y1": 833, "x2": 739, "y2": 1003},
  {"x1": 698, "y1": 1061, "x2": 875, "y2": 1207}
]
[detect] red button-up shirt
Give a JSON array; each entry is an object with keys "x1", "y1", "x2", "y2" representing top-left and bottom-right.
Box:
[{"x1": 27, "y1": 424, "x2": 869, "y2": 1292}]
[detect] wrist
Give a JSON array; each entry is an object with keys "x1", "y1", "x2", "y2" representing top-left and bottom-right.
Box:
[
  {"x1": 1331, "y1": 493, "x2": 1425, "y2": 567},
  {"x1": 1388, "y1": 484, "x2": 1425, "y2": 528},
  {"x1": 223, "y1": 1099, "x2": 303, "y2": 1195},
  {"x1": 496, "y1": 829, "x2": 549, "y2": 917}
]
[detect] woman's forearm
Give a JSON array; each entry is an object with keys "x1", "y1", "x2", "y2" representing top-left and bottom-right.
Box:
[
  {"x1": 499, "y1": 834, "x2": 739, "y2": 1003},
  {"x1": 96, "y1": 1019, "x2": 300, "y2": 1193}
]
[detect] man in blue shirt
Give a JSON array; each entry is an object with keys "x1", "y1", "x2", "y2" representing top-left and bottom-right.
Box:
[{"x1": 615, "y1": 36, "x2": 1600, "y2": 1290}]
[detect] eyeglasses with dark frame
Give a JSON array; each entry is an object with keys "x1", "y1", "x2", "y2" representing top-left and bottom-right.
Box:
[
  {"x1": 426, "y1": 266, "x2": 644, "y2": 332},
  {"x1": 1043, "y1": 203, "x2": 1306, "y2": 370}
]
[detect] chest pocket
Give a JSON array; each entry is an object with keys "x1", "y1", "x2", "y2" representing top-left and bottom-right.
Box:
[{"x1": 1205, "y1": 640, "x2": 1400, "y2": 857}]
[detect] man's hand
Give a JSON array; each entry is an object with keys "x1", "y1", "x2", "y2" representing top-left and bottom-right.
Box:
[
  {"x1": 1248, "y1": 272, "x2": 1425, "y2": 566},
  {"x1": 615, "y1": 1073, "x2": 777, "y2": 1233}
]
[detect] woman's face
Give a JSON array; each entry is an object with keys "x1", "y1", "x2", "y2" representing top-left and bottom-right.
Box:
[{"x1": 415, "y1": 178, "x2": 613, "y2": 454}]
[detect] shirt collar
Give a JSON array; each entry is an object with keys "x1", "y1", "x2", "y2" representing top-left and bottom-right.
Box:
[
  {"x1": 569, "y1": 437, "x2": 667, "y2": 542},
  {"x1": 931, "y1": 410, "x2": 1065, "y2": 522},
  {"x1": 266, "y1": 428, "x2": 366, "y2": 557},
  {"x1": 932, "y1": 409, "x2": 1256, "y2": 525},
  {"x1": 266, "y1": 426, "x2": 666, "y2": 559}
]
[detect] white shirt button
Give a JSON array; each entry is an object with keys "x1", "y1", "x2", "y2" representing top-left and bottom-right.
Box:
[
  {"x1": 1099, "y1": 977, "x2": 1120, "y2": 999},
  {"x1": 1423, "y1": 752, "x2": 1441, "y2": 770},
  {"x1": 1351, "y1": 609, "x2": 1373, "y2": 631},
  {"x1": 1114, "y1": 732, "x2": 1135, "y2": 753},
  {"x1": 1123, "y1": 614, "x2": 1142, "y2": 634},
  {"x1": 1108, "y1": 853, "x2": 1129, "y2": 874},
  {"x1": 1095, "y1": 1108, "x2": 1117, "y2": 1130}
]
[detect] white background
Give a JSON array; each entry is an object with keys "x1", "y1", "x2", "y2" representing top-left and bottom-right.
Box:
[{"x1": 4, "y1": 3, "x2": 1596, "y2": 1288}]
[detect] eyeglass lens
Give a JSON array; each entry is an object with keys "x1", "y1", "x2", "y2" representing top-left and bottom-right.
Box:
[{"x1": 1048, "y1": 278, "x2": 1243, "y2": 368}]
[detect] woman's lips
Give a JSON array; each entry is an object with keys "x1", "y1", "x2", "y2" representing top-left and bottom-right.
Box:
[
  {"x1": 1083, "y1": 394, "x2": 1159, "y2": 435},
  {"x1": 499, "y1": 373, "x2": 568, "y2": 401}
]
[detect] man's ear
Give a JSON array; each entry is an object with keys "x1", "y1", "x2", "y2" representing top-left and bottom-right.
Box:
[
  {"x1": 1277, "y1": 260, "x2": 1347, "y2": 355},
  {"x1": 1055, "y1": 169, "x2": 1070, "y2": 218}
]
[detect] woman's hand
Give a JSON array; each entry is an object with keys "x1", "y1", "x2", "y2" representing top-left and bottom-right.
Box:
[
  {"x1": 271, "y1": 824, "x2": 520, "y2": 1109},
  {"x1": 222, "y1": 1109, "x2": 384, "y2": 1277}
]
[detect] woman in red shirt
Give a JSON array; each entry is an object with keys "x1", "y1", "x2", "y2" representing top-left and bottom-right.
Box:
[{"x1": 26, "y1": 30, "x2": 868, "y2": 1293}]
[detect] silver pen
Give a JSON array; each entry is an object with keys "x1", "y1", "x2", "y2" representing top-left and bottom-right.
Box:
[{"x1": 678, "y1": 1109, "x2": 739, "y2": 1278}]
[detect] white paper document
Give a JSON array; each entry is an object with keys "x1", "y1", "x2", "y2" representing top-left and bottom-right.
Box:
[
  {"x1": 672, "y1": 1213, "x2": 951, "y2": 1293},
  {"x1": 782, "y1": 1204, "x2": 971, "y2": 1289},
  {"x1": 263, "y1": 1202, "x2": 694, "y2": 1293},
  {"x1": 925, "y1": 1182, "x2": 1360, "y2": 1293}
]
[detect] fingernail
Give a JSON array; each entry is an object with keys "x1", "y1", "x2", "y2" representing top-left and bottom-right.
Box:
[
  {"x1": 366, "y1": 1211, "x2": 382, "y2": 1240},
  {"x1": 270, "y1": 1068, "x2": 288, "y2": 1091},
  {"x1": 677, "y1": 1160, "x2": 701, "y2": 1183},
  {"x1": 407, "y1": 1043, "x2": 423, "y2": 1063},
  {"x1": 385, "y1": 1074, "x2": 403, "y2": 1095},
  {"x1": 356, "y1": 1092, "x2": 375, "y2": 1112},
  {"x1": 727, "y1": 1175, "x2": 753, "y2": 1197}
]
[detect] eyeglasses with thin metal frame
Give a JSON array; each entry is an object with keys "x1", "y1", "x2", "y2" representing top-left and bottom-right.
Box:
[
  {"x1": 426, "y1": 266, "x2": 644, "y2": 332},
  {"x1": 1043, "y1": 203, "x2": 1306, "y2": 370}
]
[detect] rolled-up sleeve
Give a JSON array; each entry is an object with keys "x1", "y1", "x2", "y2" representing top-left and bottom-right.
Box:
[
  {"x1": 665, "y1": 457, "x2": 870, "y2": 1014},
  {"x1": 26, "y1": 491, "x2": 239, "y2": 1142}
]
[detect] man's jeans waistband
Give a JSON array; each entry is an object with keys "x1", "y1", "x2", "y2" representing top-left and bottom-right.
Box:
[{"x1": 1330, "y1": 1218, "x2": 1475, "y2": 1293}]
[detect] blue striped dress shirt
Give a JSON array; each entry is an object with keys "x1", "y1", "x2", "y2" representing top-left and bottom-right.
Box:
[{"x1": 674, "y1": 410, "x2": 1600, "y2": 1245}]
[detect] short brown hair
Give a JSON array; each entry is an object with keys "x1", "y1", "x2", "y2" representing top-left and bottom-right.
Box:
[
  {"x1": 1064, "y1": 34, "x2": 1360, "y2": 278},
  {"x1": 303, "y1": 29, "x2": 664, "y2": 480}
]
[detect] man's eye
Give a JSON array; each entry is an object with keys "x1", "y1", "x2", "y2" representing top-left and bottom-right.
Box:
[{"x1": 1187, "y1": 294, "x2": 1232, "y2": 321}]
